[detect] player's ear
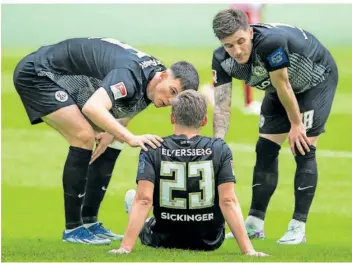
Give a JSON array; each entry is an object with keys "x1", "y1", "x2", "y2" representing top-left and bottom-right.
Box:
[
  {"x1": 160, "y1": 70, "x2": 168, "y2": 80},
  {"x1": 201, "y1": 115, "x2": 208, "y2": 127},
  {"x1": 171, "y1": 113, "x2": 176, "y2": 124},
  {"x1": 249, "y1": 27, "x2": 254, "y2": 40}
]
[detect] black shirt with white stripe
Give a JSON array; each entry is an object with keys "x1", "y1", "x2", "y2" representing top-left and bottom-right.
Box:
[
  {"x1": 33, "y1": 37, "x2": 166, "y2": 118},
  {"x1": 212, "y1": 23, "x2": 335, "y2": 94}
]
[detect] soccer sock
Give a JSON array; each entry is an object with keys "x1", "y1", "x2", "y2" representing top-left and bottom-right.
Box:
[
  {"x1": 82, "y1": 147, "x2": 121, "y2": 224},
  {"x1": 63, "y1": 146, "x2": 92, "y2": 229},
  {"x1": 249, "y1": 137, "x2": 281, "y2": 220},
  {"x1": 293, "y1": 146, "x2": 317, "y2": 223},
  {"x1": 243, "y1": 84, "x2": 253, "y2": 106}
]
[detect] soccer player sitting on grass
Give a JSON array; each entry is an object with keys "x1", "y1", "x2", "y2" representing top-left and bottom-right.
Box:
[{"x1": 110, "y1": 90, "x2": 268, "y2": 257}]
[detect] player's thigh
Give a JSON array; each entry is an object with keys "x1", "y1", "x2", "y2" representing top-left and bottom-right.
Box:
[
  {"x1": 309, "y1": 136, "x2": 319, "y2": 146},
  {"x1": 260, "y1": 133, "x2": 287, "y2": 145},
  {"x1": 259, "y1": 91, "x2": 289, "y2": 145},
  {"x1": 295, "y1": 75, "x2": 338, "y2": 137},
  {"x1": 13, "y1": 54, "x2": 76, "y2": 125},
  {"x1": 42, "y1": 105, "x2": 96, "y2": 150},
  {"x1": 14, "y1": 56, "x2": 95, "y2": 149}
]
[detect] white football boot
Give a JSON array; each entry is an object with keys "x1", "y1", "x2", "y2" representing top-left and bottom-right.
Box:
[{"x1": 277, "y1": 219, "x2": 306, "y2": 245}]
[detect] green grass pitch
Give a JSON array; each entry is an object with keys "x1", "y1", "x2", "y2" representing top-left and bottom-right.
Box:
[{"x1": 2, "y1": 46, "x2": 352, "y2": 261}]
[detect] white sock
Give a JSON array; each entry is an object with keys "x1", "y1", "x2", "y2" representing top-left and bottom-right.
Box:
[
  {"x1": 289, "y1": 219, "x2": 306, "y2": 232},
  {"x1": 65, "y1": 225, "x2": 83, "y2": 233},
  {"x1": 245, "y1": 215, "x2": 264, "y2": 230}
]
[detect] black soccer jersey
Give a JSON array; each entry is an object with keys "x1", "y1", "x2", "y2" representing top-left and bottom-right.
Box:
[
  {"x1": 136, "y1": 135, "x2": 235, "y2": 244},
  {"x1": 32, "y1": 37, "x2": 166, "y2": 118},
  {"x1": 212, "y1": 23, "x2": 335, "y2": 94}
]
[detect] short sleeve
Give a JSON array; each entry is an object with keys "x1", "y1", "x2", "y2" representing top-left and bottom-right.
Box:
[
  {"x1": 256, "y1": 35, "x2": 291, "y2": 72},
  {"x1": 217, "y1": 143, "x2": 236, "y2": 186},
  {"x1": 212, "y1": 51, "x2": 232, "y2": 87},
  {"x1": 136, "y1": 150, "x2": 156, "y2": 185},
  {"x1": 102, "y1": 68, "x2": 137, "y2": 106}
]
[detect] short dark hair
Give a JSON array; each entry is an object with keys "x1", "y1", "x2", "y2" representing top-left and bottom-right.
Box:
[
  {"x1": 170, "y1": 61, "x2": 199, "y2": 91},
  {"x1": 213, "y1": 8, "x2": 249, "y2": 40},
  {"x1": 171, "y1": 90, "x2": 207, "y2": 129}
]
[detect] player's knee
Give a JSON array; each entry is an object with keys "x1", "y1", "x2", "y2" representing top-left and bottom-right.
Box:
[
  {"x1": 295, "y1": 145, "x2": 316, "y2": 163},
  {"x1": 256, "y1": 137, "x2": 281, "y2": 155},
  {"x1": 255, "y1": 137, "x2": 281, "y2": 170},
  {"x1": 253, "y1": 137, "x2": 281, "y2": 192},
  {"x1": 71, "y1": 129, "x2": 96, "y2": 149}
]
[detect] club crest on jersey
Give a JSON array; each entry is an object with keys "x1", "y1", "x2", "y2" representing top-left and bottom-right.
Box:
[
  {"x1": 253, "y1": 66, "x2": 267, "y2": 76},
  {"x1": 110, "y1": 82, "x2": 127, "y2": 100},
  {"x1": 55, "y1": 91, "x2": 68, "y2": 102},
  {"x1": 212, "y1": 70, "x2": 218, "y2": 84},
  {"x1": 267, "y1": 47, "x2": 288, "y2": 67}
]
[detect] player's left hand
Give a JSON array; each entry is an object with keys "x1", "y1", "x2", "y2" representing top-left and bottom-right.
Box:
[
  {"x1": 245, "y1": 251, "x2": 269, "y2": 257},
  {"x1": 109, "y1": 247, "x2": 131, "y2": 254},
  {"x1": 288, "y1": 123, "x2": 311, "y2": 156},
  {"x1": 90, "y1": 132, "x2": 115, "y2": 164}
]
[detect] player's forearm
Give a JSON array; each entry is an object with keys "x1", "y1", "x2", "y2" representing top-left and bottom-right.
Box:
[
  {"x1": 213, "y1": 83, "x2": 232, "y2": 139},
  {"x1": 110, "y1": 117, "x2": 132, "y2": 143},
  {"x1": 83, "y1": 103, "x2": 134, "y2": 143},
  {"x1": 275, "y1": 82, "x2": 302, "y2": 125},
  {"x1": 120, "y1": 199, "x2": 152, "y2": 251},
  {"x1": 220, "y1": 198, "x2": 254, "y2": 254},
  {"x1": 117, "y1": 117, "x2": 132, "y2": 127}
]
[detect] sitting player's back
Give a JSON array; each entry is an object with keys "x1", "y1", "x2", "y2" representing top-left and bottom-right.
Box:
[
  {"x1": 113, "y1": 90, "x2": 267, "y2": 256},
  {"x1": 139, "y1": 134, "x2": 235, "y2": 250}
]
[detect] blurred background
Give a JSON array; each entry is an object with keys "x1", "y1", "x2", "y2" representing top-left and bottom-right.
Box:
[
  {"x1": 3, "y1": 4, "x2": 352, "y2": 48},
  {"x1": 2, "y1": 4, "x2": 352, "y2": 262}
]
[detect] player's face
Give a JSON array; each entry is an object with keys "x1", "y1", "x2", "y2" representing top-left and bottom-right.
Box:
[
  {"x1": 221, "y1": 27, "x2": 253, "y2": 64},
  {"x1": 154, "y1": 74, "x2": 182, "y2": 108}
]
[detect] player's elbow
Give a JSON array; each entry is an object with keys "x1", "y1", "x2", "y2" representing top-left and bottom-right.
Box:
[
  {"x1": 82, "y1": 100, "x2": 95, "y2": 117},
  {"x1": 135, "y1": 193, "x2": 153, "y2": 207},
  {"x1": 219, "y1": 196, "x2": 238, "y2": 208}
]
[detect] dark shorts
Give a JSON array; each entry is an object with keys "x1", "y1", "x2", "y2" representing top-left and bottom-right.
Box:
[
  {"x1": 139, "y1": 217, "x2": 225, "y2": 251},
  {"x1": 13, "y1": 52, "x2": 75, "y2": 124},
  {"x1": 259, "y1": 68, "x2": 338, "y2": 136}
]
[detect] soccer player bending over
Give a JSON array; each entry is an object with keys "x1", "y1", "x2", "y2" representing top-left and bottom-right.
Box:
[
  {"x1": 110, "y1": 90, "x2": 268, "y2": 257},
  {"x1": 13, "y1": 37, "x2": 199, "y2": 245},
  {"x1": 211, "y1": 9, "x2": 338, "y2": 244}
]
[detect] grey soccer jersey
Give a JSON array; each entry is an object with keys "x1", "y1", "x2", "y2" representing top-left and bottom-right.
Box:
[
  {"x1": 33, "y1": 37, "x2": 166, "y2": 118},
  {"x1": 212, "y1": 23, "x2": 335, "y2": 94}
]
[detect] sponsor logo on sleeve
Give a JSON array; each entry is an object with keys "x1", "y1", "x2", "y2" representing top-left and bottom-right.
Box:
[
  {"x1": 110, "y1": 82, "x2": 127, "y2": 100},
  {"x1": 138, "y1": 153, "x2": 146, "y2": 174},
  {"x1": 267, "y1": 47, "x2": 289, "y2": 68}
]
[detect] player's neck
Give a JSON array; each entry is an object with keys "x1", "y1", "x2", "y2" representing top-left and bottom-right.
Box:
[
  {"x1": 146, "y1": 72, "x2": 162, "y2": 101},
  {"x1": 173, "y1": 125, "x2": 200, "y2": 139}
]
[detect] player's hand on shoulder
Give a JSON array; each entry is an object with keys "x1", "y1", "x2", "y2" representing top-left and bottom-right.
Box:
[
  {"x1": 127, "y1": 134, "x2": 163, "y2": 151},
  {"x1": 109, "y1": 247, "x2": 131, "y2": 254},
  {"x1": 288, "y1": 123, "x2": 311, "y2": 156},
  {"x1": 244, "y1": 250, "x2": 269, "y2": 257}
]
